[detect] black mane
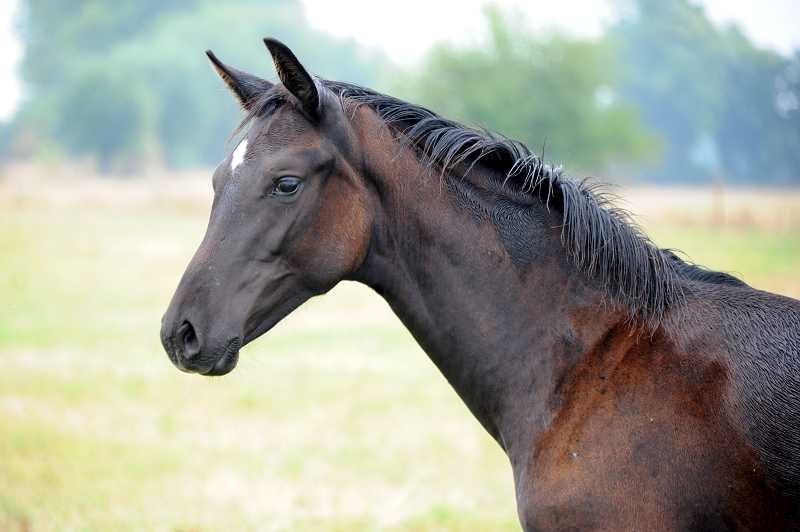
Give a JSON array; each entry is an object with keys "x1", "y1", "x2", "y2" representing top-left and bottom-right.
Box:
[{"x1": 241, "y1": 78, "x2": 747, "y2": 326}]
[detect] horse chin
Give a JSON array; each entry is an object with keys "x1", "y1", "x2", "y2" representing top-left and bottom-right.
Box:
[
  {"x1": 202, "y1": 338, "x2": 241, "y2": 377},
  {"x1": 243, "y1": 314, "x2": 281, "y2": 346}
]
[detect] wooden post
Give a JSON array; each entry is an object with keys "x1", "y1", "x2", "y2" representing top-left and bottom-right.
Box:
[{"x1": 712, "y1": 173, "x2": 724, "y2": 228}]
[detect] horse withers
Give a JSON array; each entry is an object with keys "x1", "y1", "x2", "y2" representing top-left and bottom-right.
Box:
[{"x1": 161, "y1": 38, "x2": 800, "y2": 530}]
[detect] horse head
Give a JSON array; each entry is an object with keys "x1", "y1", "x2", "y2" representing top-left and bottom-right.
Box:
[{"x1": 160, "y1": 39, "x2": 374, "y2": 375}]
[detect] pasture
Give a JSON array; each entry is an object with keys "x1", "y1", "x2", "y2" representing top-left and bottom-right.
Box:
[{"x1": 1, "y1": 163, "x2": 798, "y2": 531}]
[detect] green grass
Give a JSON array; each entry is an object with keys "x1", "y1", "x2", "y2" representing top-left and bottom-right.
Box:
[
  {"x1": 644, "y1": 224, "x2": 800, "y2": 298},
  {"x1": 0, "y1": 175, "x2": 798, "y2": 531},
  {"x1": 0, "y1": 177, "x2": 518, "y2": 531}
]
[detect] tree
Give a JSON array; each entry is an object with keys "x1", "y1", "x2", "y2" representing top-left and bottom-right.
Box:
[
  {"x1": 9, "y1": 0, "x2": 389, "y2": 171},
  {"x1": 397, "y1": 7, "x2": 660, "y2": 178},
  {"x1": 716, "y1": 44, "x2": 800, "y2": 184},
  {"x1": 608, "y1": 0, "x2": 799, "y2": 184}
]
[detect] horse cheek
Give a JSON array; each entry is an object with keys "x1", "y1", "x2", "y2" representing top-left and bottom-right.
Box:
[{"x1": 289, "y1": 180, "x2": 372, "y2": 290}]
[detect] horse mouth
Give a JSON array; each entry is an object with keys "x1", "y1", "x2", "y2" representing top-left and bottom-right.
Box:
[{"x1": 203, "y1": 337, "x2": 241, "y2": 376}]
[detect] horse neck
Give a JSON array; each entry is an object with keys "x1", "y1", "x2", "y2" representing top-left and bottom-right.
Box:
[{"x1": 350, "y1": 119, "x2": 625, "y2": 448}]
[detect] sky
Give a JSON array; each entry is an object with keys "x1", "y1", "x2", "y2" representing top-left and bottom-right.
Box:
[{"x1": 0, "y1": 0, "x2": 798, "y2": 121}]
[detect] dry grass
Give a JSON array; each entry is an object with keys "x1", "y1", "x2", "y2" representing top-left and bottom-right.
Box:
[
  {"x1": 0, "y1": 163, "x2": 798, "y2": 531},
  {"x1": 620, "y1": 185, "x2": 800, "y2": 299}
]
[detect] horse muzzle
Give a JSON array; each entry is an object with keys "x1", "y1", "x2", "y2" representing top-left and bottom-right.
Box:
[{"x1": 160, "y1": 317, "x2": 241, "y2": 376}]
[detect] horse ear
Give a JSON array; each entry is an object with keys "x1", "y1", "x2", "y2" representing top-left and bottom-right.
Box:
[
  {"x1": 263, "y1": 37, "x2": 321, "y2": 119},
  {"x1": 206, "y1": 50, "x2": 273, "y2": 111}
]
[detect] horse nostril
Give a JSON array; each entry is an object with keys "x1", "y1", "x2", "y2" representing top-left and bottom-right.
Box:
[{"x1": 177, "y1": 321, "x2": 201, "y2": 359}]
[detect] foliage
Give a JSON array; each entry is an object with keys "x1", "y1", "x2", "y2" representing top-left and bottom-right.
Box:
[
  {"x1": 400, "y1": 1, "x2": 799, "y2": 184},
  {"x1": 5, "y1": 0, "x2": 799, "y2": 184},
  {"x1": 9, "y1": 0, "x2": 388, "y2": 171},
  {"x1": 608, "y1": 0, "x2": 800, "y2": 184},
  {"x1": 399, "y1": 7, "x2": 660, "y2": 177}
]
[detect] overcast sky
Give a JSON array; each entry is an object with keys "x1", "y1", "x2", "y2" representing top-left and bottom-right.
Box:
[
  {"x1": 301, "y1": 0, "x2": 800, "y2": 64},
  {"x1": 1, "y1": 0, "x2": 798, "y2": 121}
]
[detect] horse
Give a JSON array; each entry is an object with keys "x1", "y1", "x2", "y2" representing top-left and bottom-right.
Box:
[{"x1": 161, "y1": 38, "x2": 800, "y2": 531}]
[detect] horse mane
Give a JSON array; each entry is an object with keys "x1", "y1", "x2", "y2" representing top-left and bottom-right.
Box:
[{"x1": 238, "y1": 79, "x2": 747, "y2": 326}]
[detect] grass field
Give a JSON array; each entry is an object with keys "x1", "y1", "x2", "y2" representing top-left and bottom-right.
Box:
[{"x1": 1, "y1": 164, "x2": 799, "y2": 531}]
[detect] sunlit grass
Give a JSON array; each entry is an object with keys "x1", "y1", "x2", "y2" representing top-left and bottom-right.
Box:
[
  {"x1": 645, "y1": 226, "x2": 800, "y2": 297},
  {"x1": 0, "y1": 169, "x2": 798, "y2": 531},
  {"x1": 0, "y1": 170, "x2": 517, "y2": 531}
]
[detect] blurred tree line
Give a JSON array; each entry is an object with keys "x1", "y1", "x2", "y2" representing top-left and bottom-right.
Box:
[
  {"x1": 398, "y1": 6, "x2": 660, "y2": 177},
  {"x1": 1, "y1": 0, "x2": 387, "y2": 171},
  {"x1": 403, "y1": 0, "x2": 799, "y2": 183},
  {"x1": 607, "y1": 0, "x2": 799, "y2": 183},
  {"x1": 0, "y1": 0, "x2": 798, "y2": 183}
]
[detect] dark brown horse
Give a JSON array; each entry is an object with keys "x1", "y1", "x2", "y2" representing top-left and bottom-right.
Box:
[{"x1": 161, "y1": 38, "x2": 800, "y2": 530}]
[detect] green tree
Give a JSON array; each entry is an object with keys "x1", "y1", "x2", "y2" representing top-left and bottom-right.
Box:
[
  {"x1": 608, "y1": 0, "x2": 799, "y2": 184},
  {"x1": 716, "y1": 44, "x2": 800, "y2": 184},
  {"x1": 398, "y1": 6, "x2": 659, "y2": 177},
  {"x1": 10, "y1": 0, "x2": 389, "y2": 171}
]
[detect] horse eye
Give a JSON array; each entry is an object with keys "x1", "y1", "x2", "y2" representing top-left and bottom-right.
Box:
[{"x1": 270, "y1": 177, "x2": 302, "y2": 196}]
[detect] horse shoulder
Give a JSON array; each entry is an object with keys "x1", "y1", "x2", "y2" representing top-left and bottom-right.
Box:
[{"x1": 514, "y1": 289, "x2": 800, "y2": 530}]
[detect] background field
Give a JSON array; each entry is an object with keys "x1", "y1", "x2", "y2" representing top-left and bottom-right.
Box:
[{"x1": 1, "y1": 164, "x2": 799, "y2": 532}]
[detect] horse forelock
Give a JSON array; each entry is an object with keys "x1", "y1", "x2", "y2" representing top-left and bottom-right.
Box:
[
  {"x1": 230, "y1": 81, "x2": 350, "y2": 145},
  {"x1": 228, "y1": 88, "x2": 288, "y2": 147}
]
